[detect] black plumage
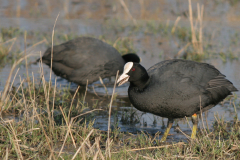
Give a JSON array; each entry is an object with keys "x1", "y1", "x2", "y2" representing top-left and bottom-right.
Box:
[
  {"x1": 117, "y1": 59, "x2": 238, "y2": 141},
  {"x1": 37, "y1": 37, "x2": 140, "y2": 85}
]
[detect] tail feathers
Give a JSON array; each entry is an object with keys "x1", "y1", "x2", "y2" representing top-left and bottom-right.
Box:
[
  {"x1": 207, "y1": 74, "x2": 238, "y2": 103},
  {"x1": 208, "y1": 74, "x2": 238, "y2": 92},
  {"x1": 207, "y1": 86, "x2": 232, "y2": 103}
]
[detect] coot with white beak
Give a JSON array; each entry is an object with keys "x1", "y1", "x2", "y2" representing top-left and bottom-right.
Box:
[{"x1": 117, "y1": 59, "x2": 238, "y2": 141}]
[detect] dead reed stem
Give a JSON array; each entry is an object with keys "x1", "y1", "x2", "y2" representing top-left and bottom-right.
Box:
[
  {"x1": 119, "y1": 0, "x2": 137, "y2": 26},
  {"x1": 177, "y1": 42, "x2": 191, "y2": 57},
  {"x1": 0, "y1": 120, "x2": 22, "y2": 159},
  {"x1": 31, "y1": 72, "x2": 36, "y2": 130},
  {"x1": 171, "y1": 16, "x2": 181, "y2": 34},
  {"x1": 83, "y1": 80, "x2": 88, "y2": 105},
  {"x1": 58, "y1": 107, "x2": 75, "y2": 158},
  {"x1": 188, "y1": 0, "x2": 204, "y2": 55},
  {"x1": 96, "y1": 137, "x2": 105, "y2": 160},
  {"x1": 0, "y1": 37, "x2": 17, "y2": 55},
  {"x1": 20, "y1": 39, "x2": 47, "y2": 57},
  {"x1": 71, "y1": 129, "x2": 94, "y2": 160},
  {"x1": 4, "y1": 147, "x2": 8, "y2": 160},
  {"x1": 45, "y1": 13, "x2": 60, "y2": 140},
  {"x1": 107, "y1": 71, "x2": 119, "y2": 159},
  {"x1": 16, "y1": 0, "x2": 21, "y2": 17},
  {"x1": 204, "y1": 111, "x2": 210, "y2": 131},
  {"x1": 68, "y1": 85, "x2": 81, "y2": 121},
  {"x1": 4, "y1": 68, "x2": 20, "y2": 109},
  {"x1": 71, "y1": 109, "x2": 103, "y2": 122},
  {"x1": 51, "y1": 77, "x2": 57, "y2": 130},
  {"x1": 49, "y1": 13, "x2": 60, "y2": 89},
  {"x1": 188, "y1": 0, "x2": 197, "y2": 43},
  {"x1": 24, "y1": 31, "x2": 29, "y2": 82},
  {"x1": 112, "y1": 142, "x2": 185, "y2": 153},
  {"x1": 198, "y1": 3, "x2": 204, "y2": 53},
  {"x1": 175, "y1": 126, "x2": 191, "y2": 140},
  {"x1": 19, "y1": 77, "x2": 28, "y2": 122},
  {"x1": 99, "y1": 77, "x2": 108, "y2": 96},
  {"x1": 60, "y1": 106, "x2": 76, "y2": 148},
  {"x1": 199, "y1": 96, "x2": 208, "y2": 137},
  {"x1": 24, "y1": 32, "x2": 34, "y2": 124},
  {"x1": 8, "y1": 121, "x2": 23, "y2": 160}
]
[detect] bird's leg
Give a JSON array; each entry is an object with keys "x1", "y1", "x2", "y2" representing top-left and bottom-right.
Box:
[
  {"x1": 191, "y1": 113, "x2": 198, "y2": 139},
  {"x1": 160, "y1": 118, "x2": 174, "y2": 142}
]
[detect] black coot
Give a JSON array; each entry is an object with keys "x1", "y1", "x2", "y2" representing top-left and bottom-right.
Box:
[
  {"x1": 117, "y1": 59, "x2": 238, "y2": 141},
  {"x1": 37, "y1": 37, "x2": 140, "y2": 85}
]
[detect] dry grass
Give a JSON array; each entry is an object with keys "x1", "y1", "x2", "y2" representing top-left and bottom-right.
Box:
[{"x1": 188, "y1": 0, "x2": 204, "y2": 55}]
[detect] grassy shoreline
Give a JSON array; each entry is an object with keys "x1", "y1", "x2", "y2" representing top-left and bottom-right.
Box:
[
  {"x1": 0, "y1": 1, "x2": 240, "y2": 159},
  {"x1": 0, "y1": 55, "x2": 239, "y2": 159}
]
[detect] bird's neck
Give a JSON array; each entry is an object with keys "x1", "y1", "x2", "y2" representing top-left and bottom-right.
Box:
[{"x1": 130, "y1": 74, "x2": 150, "y2": 90}]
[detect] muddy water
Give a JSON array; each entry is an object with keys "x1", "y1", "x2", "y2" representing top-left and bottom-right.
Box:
[{"x1": 0, "y1": 0, "x2": 240, "y2": 141}]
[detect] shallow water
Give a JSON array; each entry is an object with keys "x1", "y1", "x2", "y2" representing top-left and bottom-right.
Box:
[{"x1": 0, "y1": 0, "x2": 240, "y2": 142}]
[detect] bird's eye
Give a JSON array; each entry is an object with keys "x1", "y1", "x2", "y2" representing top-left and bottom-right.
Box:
[{"x1": 131, "y1": 68, "x2": 135, "y2": 71}]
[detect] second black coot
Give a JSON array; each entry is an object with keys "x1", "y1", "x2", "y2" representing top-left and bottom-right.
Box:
[
  {"x1": 37, "y1": 37, "x2": 140, "y2": 85},
  {"x1": 117, "y1": 59, "x2": 238, "y2": 142}
]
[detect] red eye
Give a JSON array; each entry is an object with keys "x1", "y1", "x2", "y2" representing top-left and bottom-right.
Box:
[{"x1": 131, "y1": 68, "x2": 135, "y2": 71}]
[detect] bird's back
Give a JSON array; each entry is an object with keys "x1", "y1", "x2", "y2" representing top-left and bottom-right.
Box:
[
  {"x1": 40, "y1": 37, "x2": 125, "y2": 85},
  {"x1": 129, "y1": 59, "x2": 237, "y2": 118}
]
